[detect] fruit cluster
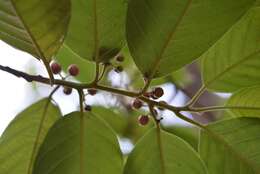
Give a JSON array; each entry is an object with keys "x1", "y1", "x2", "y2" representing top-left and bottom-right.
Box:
[
  {"x1": 50, "y1": 61, "x2": 80, "y2": 95},
  {"x1": 132, "y1": 87, "x2": 166, "y2": 126},
  {"x1": 51, "y1": 61, "x2": 166, "y2": 125},
  {"x1": 51, "y1": 62, "x2": 96, "y2": 112},
  {"x1": 143, "y1": 87, "x2": 164, "y2": 99}
]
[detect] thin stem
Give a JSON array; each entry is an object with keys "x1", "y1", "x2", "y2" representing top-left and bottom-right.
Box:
[
  {"x1": 94, "y1": 62, "x2": 100, "y2": 83},
  {"x1": 185, "y1": 85, "x2": 206, "y2": 107},
  {"x1": 97, "y1": 64, "x2": 107, "y2": 82},
  {"x1": 140, "y1": 78, "x2": 152, "y2": 95},
  {"x1": 93, "y1": 0, "x2": 100, "y2": 84},
  {"x1": 78, "y1": 89, "x2": 85, "y2": 174},
  {"x1": 187, "y1": 106, "x2": 260, "y2": 113},
  {"x1": 174, "y1": 112, "x2": 206, "y2": 129},
  {"x1": 48, "y1": 85, "x2": 60, "y2": 100},
  {"x1": 27, "y1": 85, "x2": 60, "y2": 174},
  {"x1": 42, "y1": 60, "x2": 54, "y2": 85},
  {"x1": 155, "y1": 121, "x2": 165, "y2": 174},
  {"x1": 148, "y1": 104, "x2": 160, "y2": 125},
  {"x1": 0, "y1": 64, "x2": 209, "y2": 129}
]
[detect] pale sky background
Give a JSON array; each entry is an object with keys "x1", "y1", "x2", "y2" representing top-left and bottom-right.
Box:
[{"x1": 0, "y1": 40, "x2": 80, "y2": 135}]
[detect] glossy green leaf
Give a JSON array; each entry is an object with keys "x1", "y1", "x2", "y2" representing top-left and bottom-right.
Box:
[
  {"x1": 164, "y1": 125, "x2": 199, "y2": 150},
  {"x1": 226, "y1": 86, "x2": 260, "y2": 117},
  {"x1": 124, "y1": 128, "x2": 208, "y2": 174},
  {"x1": 202, "y1": 5, "x2": 260, "y2": 92},
  {"x1": 92, "y1": 107, "x2": 127, "y2": 136},
  {"x1": 0, "y1": 99, "x2": 61, "y2": 174},
  {"x1": 55, "y1": 45, "x2": 95, "y2": 83},
  {"x1": 200, "y1": 118, "x2": 260, "y2": 174},
  {"x1": 65, "y1": 0, "x2": 127, "y2": 63},
  {"x1": 0, "y1": 0, "x2": 70, "y2": 72},
  {"x1": 127, "y1": 0, "x2": 254, "y2": 79},
  {"x1": 117, "y1": 46, "x2": 191, "y2": 88},
  {"x1": 33, "y1": 112, "x2": 123, "y2": 174}
]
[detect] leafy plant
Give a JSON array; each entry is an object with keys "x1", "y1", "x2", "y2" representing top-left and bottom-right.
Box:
[{"x1": 1, "y1": 0, "x2": 260, "y2": 173}]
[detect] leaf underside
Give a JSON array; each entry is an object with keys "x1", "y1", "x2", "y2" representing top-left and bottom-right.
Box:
[
  {"x1": 0, "y1": 99, "x2": 61, "y2": 174},
  {"x1": 200, "y1": 118, "x2": 260, "y2": 174},
  {"x1": 127, "y1": 0, "x2": 254, "y2": 79},
  {"x1": 33, "y1": 112, "x2": 123, "y2": 174}
]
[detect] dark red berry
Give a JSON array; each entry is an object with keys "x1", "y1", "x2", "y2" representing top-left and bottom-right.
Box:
[
  {"x1": 68, "y1": 64, "x2": 79, "y2": 76},
  {"x1": 50, "y1": 62, "x2": 61, "y2": 74},
  {"x1": 114, "y1": 66, "x2": 123, "y2": 73},
  {"x1": 138, "y1": 115, "x2": 149, "y2": 126},
  {"x1": 63, "y1": 87, "x2": 72, "y2": 95},
  {"x1": 132, "y1": 98, "x2": 143, "y2": 109},
  {"x1": 88, "y1": 89, "x2": 97, "y2": 96},
  {"x1": 84, "y1": 105, "x2": 92, "y2": 111},
  {"x1": 116, "y1": 55, "x2": 124, "y2": 62},
  {"x1": 152, "y1": 87, "x2": 164, "y2": 99}
]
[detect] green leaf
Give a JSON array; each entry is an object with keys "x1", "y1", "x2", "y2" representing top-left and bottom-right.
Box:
[
  {"x1": 119, "y1": 46, "x2": 191, "y2": 88},
  {"x1": 124, "y1": 128, "x2": 208, "y2": 174},
  {"x1": 0, "y1": 0, "x2": 70, "y2": 75},
  {"x1": 200, "y1": 118, "x2": 260, "y2": 174},
  {"x1": 202, "y1": 5, "x2": 260, "y2": 92},
  {"x1": 164, "y1": 125, "x2": 199, "y2": 150},
  {"x1": 92, "y1": 107, "x2": 127, "y2": 136},
  {"x1": 126, "y1": 0, "x2": 254, "y2": 79},
  {"x1": 226, "y1": 86, "x2": 260, "y2": 117},
  {"x1": 55, "y1": 45, "x2": 95, "y2": 83},
  {"x1": 33, "y1": 112, "x2": 123, "y2": 174},
  {"x1": 65, "y1": 0, "x2": 127, "y2": 63},
  {"x1": 0, "y1": 99, "x2": 61, "y2": 174}
]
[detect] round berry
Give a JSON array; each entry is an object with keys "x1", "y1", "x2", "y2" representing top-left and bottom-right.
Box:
[
  {"x1": 84, "y1": 105, "x2": 92, "y2": 111},
  {"x1": 138, "y1": 115, "x2": 149, "y2": 126},
  {"x1": 114, "y1": 66, "x2": 123, "y2": 73},
  {"x1": 63, "y1": 87, "x2": 72, "y2": 95},
  {"x1": 68, "y1": 64, "x2": 79, "y2": 76},
  {"x1": 50, "y1": 62, "x2": 61, "y2": 74},
  {"x1": 88, "y1": 89, "x2": 97, "y2": 96},
  {"x1": 152, "y1": 87, "x2": 164, "y2": 99},
  {"x1": 116, "y1": 55, "x2": 124, "y2": 62},
  {"x1": 132, "y1": 98, "x2": 143, "y2": 109}
]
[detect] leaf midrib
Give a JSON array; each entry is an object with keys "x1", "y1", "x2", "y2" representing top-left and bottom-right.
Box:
[
  {"x1": 93, "y1": 0, "x2": 99, "y2": 62},
  {"x1": 148, "y1": 0, "x2": 193, "y2": 79},
  {"x1": 204, "y1": 127, "x2": 260, "y2": 173},
  {"x1": 9, "y1": 0, "x2": 44, "y2": 59},
  {"x1": 204, "y1": 48, "x2": 260, "y2": 89},
  {"x1": 27, "y1": 99, "x2": 52, "y2": 174},
  {"x1": 156, "y1": 128, "x2": 166, "y2": 174},
  {"x1": 8, "y1": 0, "x2": 54, "y2": 81}
]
